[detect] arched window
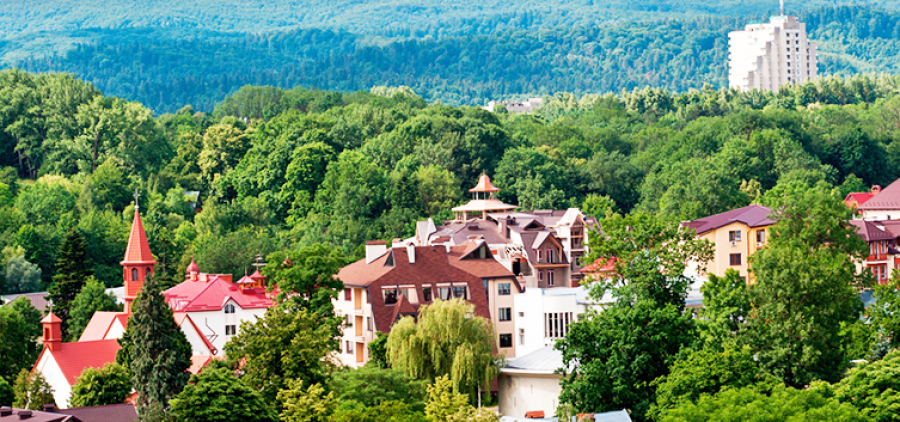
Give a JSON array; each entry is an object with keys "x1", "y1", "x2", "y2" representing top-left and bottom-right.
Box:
[
  {"x1": 224, "y1": 304, "x2": 235, "y2": 314},
  {"x1": 132, "y1": 268, "x2": 138, "y2": 281},
  {"x1": 146, "y1": 268, "x2": 152, "y2": 278}
]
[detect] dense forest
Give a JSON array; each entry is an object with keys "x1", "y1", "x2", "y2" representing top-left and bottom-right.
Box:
[
  {"x1": 4, "y1": 5, "x2": 900, "y2": 112},
  {"x1": 1, "y1": 68, "x2": 899, "y2": 295}
]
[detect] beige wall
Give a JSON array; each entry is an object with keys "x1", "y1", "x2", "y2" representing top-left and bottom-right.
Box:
[
  {"x1": 487, "y1": 277, "x2": 518, "y2": 358},
  {"x1": 698, "y1": 222, "x2": 770, "y2": 280},
  {"x1": 498, "y1": 372, "x2": 562, "y2": 417},
  {"x1": 334, "y1": 287, "x2": 376, "y2": 367}
]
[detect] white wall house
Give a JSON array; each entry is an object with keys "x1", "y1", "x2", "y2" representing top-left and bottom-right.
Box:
[{"x1": 512, "y1": 286, "x2": 600, "y2": 357}]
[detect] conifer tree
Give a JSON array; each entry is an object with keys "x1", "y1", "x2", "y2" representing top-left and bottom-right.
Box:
[
  {"x1": 47, "y1": 228, "x2": 92, "y2": 338},
  {"x1": 119, "y1": 273, "x2": 191, "y2": 421}
]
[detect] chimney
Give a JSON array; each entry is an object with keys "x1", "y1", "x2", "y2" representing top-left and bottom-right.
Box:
[
  {"x1": 872, "y1": 185, "x2": 882, "y2": 195},
  {"x1": 392, "y1": 238, "x2": 403, "y2": 249},
  {"x1": 18, "y1": 410, "x2": 32, "y2": 419},
  {"x1": 43, "y1": 404, "x2": 55, "y2": 412},
  {"x1": 365, "y1": 241, "x2": 387, "y2": 264},
  {"x1": 41, "y1": 312, "x2": 62, "y2": 352},
  {"x1": 406, "y1": 244, "x2": 416, "y2": 264}
]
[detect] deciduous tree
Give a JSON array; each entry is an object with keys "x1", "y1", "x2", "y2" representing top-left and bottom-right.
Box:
[
  {"x1": 70, "y1": 362, "x2": 131, "y2": 407},
  {"x1": 67, "y1": 277, "x2": 121, "y2": 341},
  {"x1": 169, "y1": 367, "x2": 276, "y2": 422},
  {"x1": 12, "y1": 369, "x2": 54, "y2": 410}
]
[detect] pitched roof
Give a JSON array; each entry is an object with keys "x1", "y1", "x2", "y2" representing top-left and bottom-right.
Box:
[
  {"x1": 447, "y1": 243, "x2": 518, "y2": 280},
  {"x1": 501, "y1": 346, "x2": 564, "y2": 374},
  {"x1": 389, "y1": 294, "x2": 419, "y2": 324},
  {"x1": 1, "y1": 292, "x2": 50, "y2": 312},
  {"x1": 78, "y1": 312, "x2": 129, "y2": 342},
  {"x1": 41, "y1": 312, "x2": 62, "y2": 324},
  {"x1": 121, "y1": 209, "x2": 155, "y2": 265},
  {"x1": 0, "y1": 408, "x2": 74, "y2": 422},
  {"x1": 164, "y1": 275, "x2": 273, "y2": 312},
  {"x1": 850, "y1": 220, "x2": 895, "y2": 242},
  {"x1": 685, "y1": 204, "x2": 775, "y2": 235},
  {"x1": 469, "y1": 174, "x2": 501, "y2": 192},
  {"x1": 845, "y1": 192, "x2": 874, "y2": 206},
  {"x1": 39, "y1": 339, "x2": 121, "y2": 385},
  {"x1": 59, "y1": 404, "x2": 137, "y2": 422},
  {"x1": 431, "y1": 219, "x2": 510, "y2": 245},
  {"x1": 859, "y1": 178, "x2": 900, "y2": 210},
  {"x1": 173, "y1": 312, "x2": 217, "y2": 355},
  {"x1": 188, "y1": 355, "x2": 213, "y2": 375}
]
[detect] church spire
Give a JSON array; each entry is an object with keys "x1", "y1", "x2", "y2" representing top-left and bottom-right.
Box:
[{"x1": 121, "y1": 194, "x2": 156, "y2": 313}]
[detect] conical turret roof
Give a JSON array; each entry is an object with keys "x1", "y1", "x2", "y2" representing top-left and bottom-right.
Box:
[
  {"x1": 121, "y1": 208, "x2": 156, "y2": 265},
  {"x1": 469, "y1": 174, "x2": 501, "y2": 193}
]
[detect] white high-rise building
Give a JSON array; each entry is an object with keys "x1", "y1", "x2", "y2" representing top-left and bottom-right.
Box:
[{"x1": 728, "y1": 14, "x2": 818, "y2": 92}]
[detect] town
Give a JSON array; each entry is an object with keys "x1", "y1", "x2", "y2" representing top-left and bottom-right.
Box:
[{"x1": 2, "y1": 3, "x2": 900, "y2": 422}]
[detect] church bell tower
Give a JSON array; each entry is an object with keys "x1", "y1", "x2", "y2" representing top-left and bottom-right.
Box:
[{"x1": 121, "y1": 190, "x2": 156, "y2": 313}]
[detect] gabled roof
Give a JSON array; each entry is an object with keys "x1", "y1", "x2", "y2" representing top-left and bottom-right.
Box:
[
  {"x1": 845, "y1": 192, "x2": 874, "y2": 206},
  {"x1": 173, "y1": 312, "x2": 217, "y2": 355},
  {"x1": 859, "y1": 178, "x2": 900, "y2": 210},
  {"x1": 60, "y1": 403, "x2": 137, "y2": 422},
  {"x1": 850, "y1": 220, "x2": 895, "y2": 242},
  {"x1": 188, "y1": 355, "x2": 213, "y2": 375},
  {"x1": 78, "y1": 312, "x2": 129, "y2": 342},
  {"x1": 390, "y1": 294, "x2": 419, "y2": 324},
  {"x1": 37, "y1": 339, "x2": 121, "y2": 385},
  {"x1": 447, "y1": 242, "x2": 519, "y2": 282},
  {"x1": 685, "y1": 204, "x2": 775, "y2": 235},
  {"x1": 164, "y1": 275, "x2": 273, "y2": 312},
  {"x1": 121, "y1": 209, "x2": 155, "y2": 265},
  {"x1": 1, "y1": 292, "x2": 50, "y2": 312}
]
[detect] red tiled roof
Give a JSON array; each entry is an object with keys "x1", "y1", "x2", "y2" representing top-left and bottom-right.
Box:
[
  {"x1": 186, "y1": 258, "x2": 199, "y2": 274},
  {"x1": 859, "y1": 178, "x2": 900, "y2": 210},
  {"x1": 41, "y1": 312, "x2": 62, "y2": 324},
  {"x1": 685, "y1": 205, "x2": 775, "y2": 235},
  {"x1": 845, "y1": 192, "x2": 874, "y2": 206},
  {"x1": 188, "y1": 355, "x2": 213, "y2": 375},
  {"x1": 164, "y1": 275, "x2": 273, "y2": 312},
  {"x1": 121, "y1": 209, "x2": 155, "y2": 265},
  {"x1": 40, "y1": 339, "x2": 121, "y2": 385},
  {"x1": 78, "y1": 312, "x2": 128, "y2": 342},
  {"x1": 581, "y1": 257, "x2": 618, "y2": 274}
]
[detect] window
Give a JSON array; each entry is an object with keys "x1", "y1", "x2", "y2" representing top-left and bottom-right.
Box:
[
  {"x1": 224, "y1": 304, "x2": 235, "y2": 314},
  {"x1": 756, "y1": 230, "x2": 766, "y2": 244},
  {"x1": 453, "y1": 286, "x2": 468, "y2": 299},
  {"x1": 225, "y1": 325, "x2": 237, "y2": 336},
  {"x1": 346, "y1": 340, "x2": 354, "y2": 354},
  {"x1": 519, "y1": 328, "x2": 525, "y2": 345},
  {"x1": 536, "y1": 249, "x2": 542, "y2": 262},
  {"x1": 344, "y1": 288, "x2": 352, "y2": 301},
  {"x1": 146, "y1": 268, "x2": 151, "y2": 277},
  {"x1": 422, "y1": 287, "x2": 433, "y2": 302},
  {"x1": 498, "y1": 283, "x2": 511, "y2": 295},
  {"x1": 367, "y1": 317, "x2": 373, "y2": 331},
  {"x1": 383, "y1": 288, "x2": 398, "y2": 305},
  {"x1": 787, "y1": 55, "x2": 790, "y2": 59},
  {"x1": 547, "y1": 270, "x2": 555, "y2": 287},
  {"x1": 131, "y1": 268, "x2": 138, "y2": 281},
  {"x1": 730, "y1": 253, "x2": 742, "y2": 266},
  {"x1": 544, "y1": 312, "x2": 574, "y2": 338},
  {"x1": 437, "y1": 287, "x2": 452, "y2": 301},
  {"x1": 787, "y1": 69, "x2": 791, "y2": 74},
  {"x1": 728, "y1": 231, "x2": 741, "y2": 242},
  {"x1": 538, "y1": 270, "x2": 543, "y2": 282},
  {"x1": 499, "y1": 308, "x2": 512, "y2": 321},
  {"x1": 499, "y1": 334, "x2": 513, "y2": 348}
]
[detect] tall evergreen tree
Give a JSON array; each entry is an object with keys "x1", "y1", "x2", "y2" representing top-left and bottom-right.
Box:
[
  {"x1": 47, "y1": 228, "x2": 92, "y2": 338},
  {"x1": 118, "y1": 274, "x2": 191, "y2": 421}
]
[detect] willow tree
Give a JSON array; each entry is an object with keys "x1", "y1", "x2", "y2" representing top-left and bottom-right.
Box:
[{"x1": 387, "y1": 298, "x2": 497, "y2": 405}]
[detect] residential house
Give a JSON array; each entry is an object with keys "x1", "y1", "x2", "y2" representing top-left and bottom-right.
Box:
[
  {"x1": 683, "y1": 204, "x2": 776, "y2": 280},
  {"x1": 512, "y1": 286, "x2": 597, "y2": 357},
  {"x1": 497, "y1": 346, "x2": 569, "y2": 418},
  {"x1": 858, "y1": 179, "x2": 900, "y2": 221},
  {"x1": 334, "y1": 239, "x2": 520, "y2": 366},
  {"x1": 849, "y1": 219, "x2": 900, "y2": 283},
  {"x1": 845, "y1": 185, "x2": 880, "y2": 215}
]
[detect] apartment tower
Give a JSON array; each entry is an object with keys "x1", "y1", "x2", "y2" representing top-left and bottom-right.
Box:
[{"x1": 728, "y1": 3, "x2": 818, "y2": 92}]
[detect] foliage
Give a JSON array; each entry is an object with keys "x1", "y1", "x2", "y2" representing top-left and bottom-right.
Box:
[
  {"x1": 262, "y1": 244, "x2": 347, "y2": 314},
  {"x1": 120, "y1": 274, "x2": 192, "y2": 421},
  {"x1": 829, "y1": 349, "x2": 900, "y2": 422},
  {"x1": 12, "y1": 369, "x2": 54, "y2": 410},
  {"x1": 3, "y1": 256, "x2": 41, "y2": 293},
  {"x1": 366, "y1": 331, "x2": 390, "y2": 369},
  {"x1": 47, "y1": 228, "x2": 92, "y2": 338},
  {"x1": 332, "y1": 400, "x2": 427, "y2": 422},
  {"x1": 387, "y1": 299, "x2": 498, "y2": 405},
  {"x1": 0, "y1": 376, "x2": 12, "y2": 406},
  {"x1": 330, "y1": 366, "x2": 427, "y2": 411},
  {"x1": 869, "y1": 272, "x2": 900, "y2": 349},
  {"x1": 557, "y1": 212, "x2": 713, "y2": 421},
  {"x1": 169, "y1": 367, "x2": 277, "y2": 422},
  {"x1": 744, "y1": 183, "x2": 868, "y2": 386},
  {"x1": 660, "y1": 383, "x2": 865, "y2": 422},
  {"x1": 277, "y1": 380, "x2": 336, "y2": 422},
  {"x1": 70, "y1": 362, "x2": 132, "y2": 407},
  {"x1": 424, "y1": 375, "x2": 498, "y2": 422},
  {"x1": 0, "y1": 297, "x2": 42, "y2": 382},
  {"x1": 697, "y1": 269, "x2": 750, "y2": 347},
  {"x1": 67, "y1": 276, "x2": 121, "y2": 341},
  {"x1": 223, "y1": 303, "x2": 337, "y2": 404}
]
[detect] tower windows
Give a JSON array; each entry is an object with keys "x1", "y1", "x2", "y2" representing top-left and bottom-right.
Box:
[{"x1": 131, "y1": 268, "x2": 138, "y2": 281}]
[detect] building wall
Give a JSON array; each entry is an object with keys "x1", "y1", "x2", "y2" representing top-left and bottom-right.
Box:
[
  {"x1": 34, "y1": 352, "x2": 71, "y2": 409},
  {"x1": 498, "y1": 372, "x2": 563, "y2": 417},
  {"x1": 513, "y1": 288, "x2": 588, "y2": 357},
  {"x1": 185, "y1": 304, "x2": 267, "y2": 355},
  {"x1": 698, "y1": 222, "x2": 770, "y2": 280},
  {"x1": 486, "y1": 277, "x2": 518, "y2": 358},
  {"x1": 729, "y1": 16, "x2": 817, "y2": 92},
  {"x1": 334, "y1": 287, "x2": 376, "y2": 367},
  {"x1": 861, "y1": 209, "x2": 900, "y2": 221}
]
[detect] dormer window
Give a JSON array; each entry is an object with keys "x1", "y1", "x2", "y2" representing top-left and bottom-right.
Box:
[{"x1": 224, "y1": 304, "x2": 235, "y2": 314}]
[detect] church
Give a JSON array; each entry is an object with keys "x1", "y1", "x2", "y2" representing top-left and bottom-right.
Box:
[{"x1": 32, "y1": 199, "x2": 275, "y2": 408}]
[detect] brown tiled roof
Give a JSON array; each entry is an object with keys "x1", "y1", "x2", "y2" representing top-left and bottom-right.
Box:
[
  {"x1": 337, "y1": 246, "x2": 492, "y2": 333},
  {"x1": 685, "y1": 205, "x2": 775, "y2": 235},
  {"x1": 850, "y1": 220, "x2": 895, "y2": 242},
  {"x1": 431, "y1": 219, "x2": 509, "y2": 245},
  {"x1": 859, "y1": 178, "x2": 900, "y2": 210},
  {"x1": 447, "y1": 243, "x2": 516, "y2": 279},
  {"x1": 0, "y1": 408, "x2": 73, "y2": 422},
  {"x1": 59, "y1": 403, "x2": 137, "y2": 422},
  {"x1": 1, "y1": 292, "x2": 50, "y2": 312}
]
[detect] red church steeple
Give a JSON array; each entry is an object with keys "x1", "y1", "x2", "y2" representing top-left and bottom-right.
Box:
[{"x1": 121, "y1": 190, "x2": 156, "y2": 313}]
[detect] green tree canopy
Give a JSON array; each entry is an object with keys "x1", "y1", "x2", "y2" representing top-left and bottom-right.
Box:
[
  {"x1": 277, "y1": 379, "x2": 336, "y2": 422},
  {"x1": 169, "y1": 367, "x2": 276, "y2": 422},
  {"x1": 67, "y1": 276, "x2": 122, "y2": 341},
  {"x1": 0, "y1": 298, "x2": 43, "y2": 382},
  {"x1": 70, "y1": 362, "x2": 132, "y2": 408},
  {"x1": 12, "y1": 369, "x2": 54, "y2": 411},
  {"x1": 48, "y1": 228, "x2": 93, "y2": 339},
  {"x1": 330, "y1": 366, "x2": 427, "y2": 411}
]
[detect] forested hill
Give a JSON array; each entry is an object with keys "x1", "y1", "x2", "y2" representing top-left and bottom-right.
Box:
[{"x1": 10, "y1": 6, "x2": 900, "y2": 113}]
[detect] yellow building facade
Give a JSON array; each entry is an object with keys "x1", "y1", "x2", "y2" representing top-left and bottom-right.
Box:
[{"x1": 684, "y1": 205, "x2": 775, "y2": 281}]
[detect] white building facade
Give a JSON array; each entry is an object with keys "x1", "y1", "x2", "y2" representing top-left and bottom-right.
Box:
[
  {"x1": 729, "y1": 15, "x2": 818, "y2": 92},
  {"x1": 512, "y1": 286, "x2": 598, "y2": 357}
]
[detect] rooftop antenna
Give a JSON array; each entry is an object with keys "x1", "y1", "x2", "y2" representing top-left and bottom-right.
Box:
[{"x1": 780, "y1": 0, "x2": 784, "y2": 16}]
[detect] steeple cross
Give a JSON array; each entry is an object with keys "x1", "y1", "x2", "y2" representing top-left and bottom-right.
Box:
[{"x1": 134, "y1": 189, "x2": 141, "y2": 209}]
